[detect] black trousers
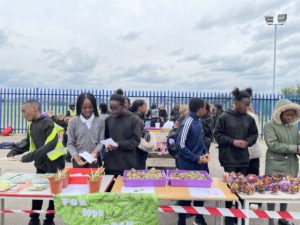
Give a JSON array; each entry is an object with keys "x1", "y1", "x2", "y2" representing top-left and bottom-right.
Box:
[
  {"x1": 246, "y1": 158, "x2": 260, "y2": 175},
  {"x1": 30, "y1": 169, "x2": 55, "y2": 221}
]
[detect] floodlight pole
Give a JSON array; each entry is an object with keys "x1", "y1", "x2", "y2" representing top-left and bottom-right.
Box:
[
  {"x1": 266, "y1": 16, "x2": 286, "y2": 95},
  {"x1": 273, "y1": 24, "x2": 277, "y2": 96}
]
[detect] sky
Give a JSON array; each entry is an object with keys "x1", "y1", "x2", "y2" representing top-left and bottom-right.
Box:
[{"x1": 0, "y1": 0, "x2": 299, "y2": 93}]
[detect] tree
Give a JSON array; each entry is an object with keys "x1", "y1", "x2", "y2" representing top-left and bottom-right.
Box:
[{"x1": 281, "y1": 83, "x2": 300, "y2": 96}]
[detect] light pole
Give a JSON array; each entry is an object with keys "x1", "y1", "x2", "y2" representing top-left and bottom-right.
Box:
[{"x1": 264, "y1": 14, "x2": 287, "y2": 95}]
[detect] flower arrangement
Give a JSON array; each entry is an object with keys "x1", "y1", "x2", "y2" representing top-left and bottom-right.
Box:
[{"x1": 224, "y1": 172, "x2": 300, "y2": 195}]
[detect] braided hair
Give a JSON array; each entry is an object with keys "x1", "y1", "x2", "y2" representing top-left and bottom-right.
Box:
[{"x1": 76, "y1": 92, "x2": 99, "y2": 117}]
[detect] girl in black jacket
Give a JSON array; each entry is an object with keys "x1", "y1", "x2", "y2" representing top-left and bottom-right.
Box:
[
  {"x1": 104, "y1": 94, "x2": 142, "y2": 176},
  {"x1": 214, "y1": 88, "x2": 258, "y2": 225}
]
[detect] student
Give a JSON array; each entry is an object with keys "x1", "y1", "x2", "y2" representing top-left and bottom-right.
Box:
[
  {"x1": 124, "y1": 97, "x2": 131, "y2": 110},
  {"x1": 115, "y1": 88, "x2": 131, "y2": 110},
  {"x1": 158, "y1": 104, "x2": 168, "y2": 126},
  {"x1": 213, "y1": 104, "x2": 223, "y2": 128},
  {"x1": 170, "y1": 103, "x2": 181, "y2": 122},
  {"x1": 67, "y1": 92, "x2": 105, "y2": 168},
  {"x1": 99, "y1": 102, "x2": 110, "y2": 121},
  {"x1": 146, "y1": 102, "x2": 159, "y2": 127},
  {"x1": 104, "y1": 94, "x2": 142, "y2": 176},
  {"x1": 214, "y1": 88, "x2": 258, "y2": 225},
  {"x1": 179, "y1": 104, "x2": 189, "y2": 118},
  {"x1": 264, "y1": 99, "x2": 300, "y2": 225},
  {"x1": 200, "y1": 103, "x2": 214, "y2": 172},
  {"x1": 201, "y1": 103, "x2": 214, "y2": 151},
  {"x1": 246, "y1": 105, "x2": 262, "y2": 176},
  {"x1": 66, "y1": 104, "x2": 76, "y2": 117},
  {"x1": 7, "y1": 99, "x2": 65, "y2": 225},
  {"x1": 176, "y1": 97, "x2": 210, "y2": 225},
  {"x1": 130, "y1": 99, "x2": 149, "y2": 169}
]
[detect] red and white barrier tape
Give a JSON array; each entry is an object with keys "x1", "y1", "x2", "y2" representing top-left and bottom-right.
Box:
[
  {"x1": 1, "y1": 207, "x2": 300, "y2": 219},
  {"x1": 158, "y1": 206, "x2": 300, "y2": 219},
  {"x1": 0, "y1": 210, "x2": 55, "y2": 214}
]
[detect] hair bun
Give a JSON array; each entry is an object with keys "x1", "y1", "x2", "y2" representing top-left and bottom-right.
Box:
[
  {"x1": 231, "y1": 87, "x2": 240, "y2": 97},
  {"x1": 245, "y1": 87, "x2": 253, "y2": 97}
]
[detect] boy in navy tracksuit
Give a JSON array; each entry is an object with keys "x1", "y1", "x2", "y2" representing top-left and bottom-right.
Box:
[{"x1": 176, "y1": 97, "x2": 210, "y2": 225}]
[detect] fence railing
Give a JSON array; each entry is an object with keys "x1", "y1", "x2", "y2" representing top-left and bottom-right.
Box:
[{"x1": 1, "y1": 88, "x2": 300, "y2": 134}]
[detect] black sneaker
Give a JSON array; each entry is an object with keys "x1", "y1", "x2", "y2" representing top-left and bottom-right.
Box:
[
  {"x1": 28, "y1": 219, "x2": 41, "y2": 225},
  {"x1": 193, "y1": 219, "x2": 208, "y2": 225},
  {"x1": 43, "y1": 219, "x2": 55, "y2": 225},
  {"x1": 225, "y1": 217, "x2": 236, "y2": 225},
  {"x1": 278, "y1": 219, "x2": 295, "y2": 225}
]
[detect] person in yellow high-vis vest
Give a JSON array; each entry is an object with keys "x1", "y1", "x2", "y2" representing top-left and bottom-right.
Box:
[
  {"x1": 7, "y1": 99, "x2": 65, "y2": 225},
  {"x1": 66, "y1": 104, "x2": 76, "y2": 117}
]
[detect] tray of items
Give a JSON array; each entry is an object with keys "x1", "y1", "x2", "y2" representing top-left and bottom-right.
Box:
[
  {"x1": 224, "y1": 172, "x2": 300, "y2": 195},
  {"x1": 166, "y1": 170, "x2": 213, "y2": 187},
  {"x1": 123, "y1": 168, "x2": 167, "y2": 187}
]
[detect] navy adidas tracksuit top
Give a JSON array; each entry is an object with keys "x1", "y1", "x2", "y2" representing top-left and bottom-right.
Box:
[{"x1": 176, "y1": 112, "x2": 208, "y2": 170}]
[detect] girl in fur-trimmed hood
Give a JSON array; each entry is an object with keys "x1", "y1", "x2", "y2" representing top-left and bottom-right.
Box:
[{"x1": 264, "y1": 99, "x2": 300, "y2": 225}]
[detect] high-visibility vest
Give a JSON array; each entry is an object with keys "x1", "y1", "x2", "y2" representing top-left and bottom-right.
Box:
[
  {"x1": 69, "y1": 109, "x2": 76, "y2": 117},
  {"x1": 28, "y1": 122, "x2": 66, "y2": 161}
]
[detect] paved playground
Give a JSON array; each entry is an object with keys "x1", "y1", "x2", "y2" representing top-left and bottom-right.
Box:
[{"x1": 0, "y1": 135, "x2": 299, "y2": 225}]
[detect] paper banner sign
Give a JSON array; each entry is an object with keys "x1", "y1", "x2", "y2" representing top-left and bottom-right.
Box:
[{"x1": 54, "y1": 192, "x2": 159, "y2": 225}]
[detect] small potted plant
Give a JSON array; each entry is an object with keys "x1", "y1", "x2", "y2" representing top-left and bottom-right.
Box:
[
  {"x1": 61, "y1": 169, "x2": 70, "y2": 188},
  {"x1": 88, "y1": 167, "x2": 105, "y2": 193},
  {"x1": 48, "y1": 170, "x2": 64, "y2": 194}
]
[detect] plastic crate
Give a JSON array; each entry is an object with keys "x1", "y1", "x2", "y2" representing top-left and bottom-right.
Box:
[
  {"x1": 67, "y1": 168, "x2": 99, "y2": 184},
  {"x1": 123, "y1": 170, "x2": 167, "y2": 187},
  {"x1": 166, "y1": 170, "x2": 212, "y2": 187}
]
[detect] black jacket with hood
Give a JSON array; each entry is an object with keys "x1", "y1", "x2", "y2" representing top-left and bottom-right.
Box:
[
  {"x1": 214, "y1": 109, "x2": 258, "y2": 168},
  {"x1": 7, "y1": 115, "x2": 65, "y2": 173},
  {"x1": 201, "y1": 113, "x2": 214, "y2": 150},
  {"x1": 104, "y1": 111, "x2": 142, "y2": 175}
]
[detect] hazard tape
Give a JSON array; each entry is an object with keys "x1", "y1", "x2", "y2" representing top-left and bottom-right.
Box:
[
  {"x1": 1, "y1": 207, "x2": 300, "y2": 219},
  {"x1": 158, "y1": 206, "x2": 300, "y2": 219}
]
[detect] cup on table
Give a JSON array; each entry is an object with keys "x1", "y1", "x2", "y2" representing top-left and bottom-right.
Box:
[{"x1": 155, "y1": 122, "x2": 160, "y2": 128}]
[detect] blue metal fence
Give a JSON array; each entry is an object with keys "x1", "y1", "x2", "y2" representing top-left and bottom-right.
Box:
[{"x1": 1, "y1": 88, "x2": 300, "y2": 134}]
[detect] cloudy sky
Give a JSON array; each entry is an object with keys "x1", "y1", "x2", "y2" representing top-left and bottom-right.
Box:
[{"x1": 0, "y1": 0, "x2": 299, "y2": 93}]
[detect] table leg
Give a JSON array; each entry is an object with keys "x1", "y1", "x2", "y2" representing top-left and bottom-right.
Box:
[
  {"x1": 219, "y1": 201, "x2": 224, "y2": 225},
  {"x1": 214, "y1": 201, "x2": 219, "y2": 225},
  {"x1": 244, "y1": 200, "x2": 249, "y2": 225},
  {"x1": 1, "y1": 198, "x2": 4, "y2": 225},
  {"x1": 237, "y1": 201, "x2": 242, "y2": 225}
]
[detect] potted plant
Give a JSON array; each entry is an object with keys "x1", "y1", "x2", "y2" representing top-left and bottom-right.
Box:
[
  {"x1": 88, "y1": 167, "x2": 105, "y2": 193},
  {"x1": 48, "y1": 170, "x2": 64, "y2": 194},
  {"x1": 61, "y1": 169, "x2": 70, "y2": 188}
]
